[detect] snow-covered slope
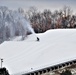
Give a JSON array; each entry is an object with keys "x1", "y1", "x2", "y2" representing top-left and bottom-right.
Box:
[{"x1": 0, "y1": 29, "x2": 76, "y2": 75}]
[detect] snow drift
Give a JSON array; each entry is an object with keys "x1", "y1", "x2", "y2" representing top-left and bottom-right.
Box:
[{"x1": 0, "y1": 29, "x2": 76, "y2": 75}]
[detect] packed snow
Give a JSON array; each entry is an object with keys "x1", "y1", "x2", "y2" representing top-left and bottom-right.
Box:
[{"x1": 0, "y1": 29, "x2": 76, "y2": 75}]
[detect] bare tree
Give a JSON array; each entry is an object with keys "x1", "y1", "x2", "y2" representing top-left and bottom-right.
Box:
[
  {"x1": 29, "y1": 6, "x2": 37, "y2": 16},
  {"x1": 63, "y1": 6, "x2": 67, "y2": 17},
  {"x1": 63, "y1": 6, "x2": 72, "y2": 17},
  {"x1": 0, "y1": 6, "x2": 8, "y2": 41}
]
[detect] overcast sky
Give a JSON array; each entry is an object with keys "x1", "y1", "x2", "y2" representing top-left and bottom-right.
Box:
[{"x1": 0, "y1": 0, "x2": 76, "y2": 14}]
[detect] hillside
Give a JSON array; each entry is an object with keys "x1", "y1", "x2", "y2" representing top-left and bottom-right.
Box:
[{"x1": 0, "y1": 29, "x2": 76, "y2": 75}]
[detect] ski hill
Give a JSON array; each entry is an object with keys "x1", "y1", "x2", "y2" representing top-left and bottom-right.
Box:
[{"x1": 0, "y1": 29, "x2": 76, "y2": 75}]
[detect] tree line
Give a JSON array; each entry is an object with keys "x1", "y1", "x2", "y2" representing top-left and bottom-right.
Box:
[{"x1": 26, "y1": 6, "x2": 76, "y2": 33}]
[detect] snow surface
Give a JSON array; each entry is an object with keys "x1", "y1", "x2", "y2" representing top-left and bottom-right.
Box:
[{"x1": 0, "y1": 29, "x2": 76, "y2": 75}]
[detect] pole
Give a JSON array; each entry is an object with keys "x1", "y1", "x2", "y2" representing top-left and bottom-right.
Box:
[{"x1": 1, "y1": 59, "x2": 3, "y2": 68}]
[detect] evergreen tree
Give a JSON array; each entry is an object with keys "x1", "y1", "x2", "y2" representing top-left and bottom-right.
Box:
[{"x1": 0, "y1": 67, "x2": 9, "y2": 75}]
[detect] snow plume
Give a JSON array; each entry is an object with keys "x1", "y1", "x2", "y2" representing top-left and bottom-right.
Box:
[
  {"x1": 0, "y1": 6, "x2": 35, "y2": 43},
  {"x1": 13, "y1": 11, "x2": 36, "y2": 40}
]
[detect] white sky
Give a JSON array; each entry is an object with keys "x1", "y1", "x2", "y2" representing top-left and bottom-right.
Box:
[{"x1": 0, "y1": 0, "x2": 76, "y2": 14}]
